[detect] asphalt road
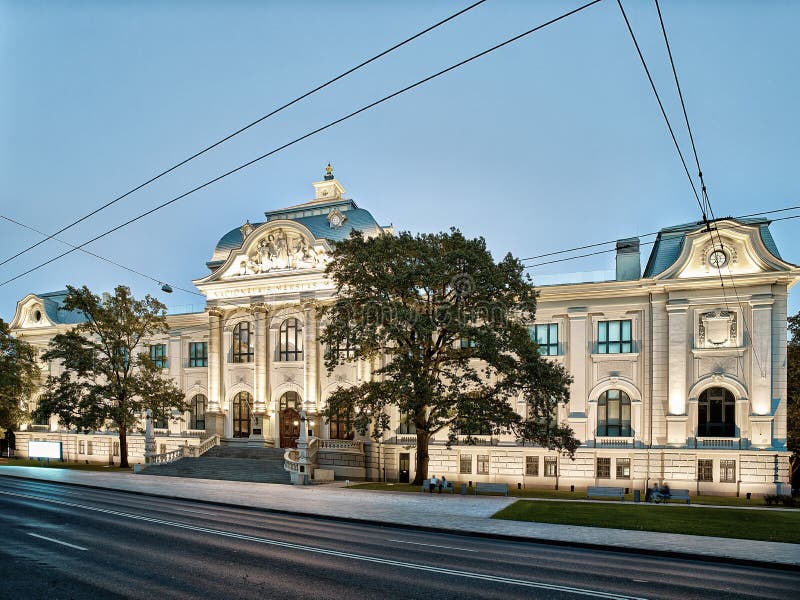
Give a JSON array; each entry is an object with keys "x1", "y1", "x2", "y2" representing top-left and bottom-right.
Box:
[{"x1": 0, "y1": 477, "x2": 794, "y2": 600}]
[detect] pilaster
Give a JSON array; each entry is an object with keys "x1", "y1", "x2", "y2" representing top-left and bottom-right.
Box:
[
  {"x1": 567, "y1": 307, "x2": 588, "y2": 423},
  {"x1": 749, "y1": 295, "x2": 773, "y2": 416}
]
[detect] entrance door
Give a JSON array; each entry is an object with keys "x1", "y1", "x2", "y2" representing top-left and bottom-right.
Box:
[
  {"x1": 232, "y1": 392, "x2": 252, "y2": 438},
  {"x1": 280, "y1": 408, "x2": 300, "y2": 448},
  {"x1": 399, "y1": 453, "x2": 410, "y2": 483}
]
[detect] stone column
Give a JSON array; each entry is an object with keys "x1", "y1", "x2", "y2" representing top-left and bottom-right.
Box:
[
  {"x1": 567, "y1": 307, "x2": 588, "y2": 441},
  {"x1": 250, "y1": 303, "x2": 268, "y2": 446},
  {"x1": 303, "y1": 303, "x2": 318, "y2": 413},
  {"x1": 206, "y1": 308, "x2": 225, "y2": 436},
  {"x1": 665, "y1": 300, "x2": 689, "y2": 445}
]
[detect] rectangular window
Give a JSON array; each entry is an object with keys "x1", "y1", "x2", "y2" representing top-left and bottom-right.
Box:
[
  {"x1": 616, "y1": 458, "x2": 631, "y2": 479},
  {"x1": 530, "y1": 323, "x2": 559, "y2": 356},
  {"x1": 720, "y1": 460, "x2": 736, "y2": 483},
  {"x1": 113, "y1": 442, "x2": 119, "y2": 457},
  {"x1": 189, "y1": 342, "x2": 208, "y2": 367},
  {"x1": 459, "y1": 455, "x2": 472, "y2": 474},
  {"x1": 477, "y1": 455, "x2": 489, "y2": 475},
  {"x1": 698, "y1": 459, "x2": 713, "y2": 482},
  {"x1": 86, "y1": 441, "x2": 93, "y2": 455},
  {"x1": 398, "y1": 411, "x2": 416, "y2": 435},
  {"x1": 596, "y1": 457, "x2": 611, "y2": 479},
  {"x1": 459, "y1": 337, "x2": 477, "y2": 349},
  {"x1": 544, "y1": 457, "x2": 558, "y2": 477},
  {"x1": 525, "y1": 456, "x2": 539, "y2": 476},
  {"x1": 597, "y1": 320, "x2": 632, "y2": 354},
  {"x1": 78, "y1": 440, "x2": 85, "y2": 454},
  {"x1": 150, "y1": 344, "x2": 167, "y2": 368}
]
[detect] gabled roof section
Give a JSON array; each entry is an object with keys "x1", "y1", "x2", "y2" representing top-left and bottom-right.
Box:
[{"x1": 643, "y1": 217, "x2": 782, "y2": 278}]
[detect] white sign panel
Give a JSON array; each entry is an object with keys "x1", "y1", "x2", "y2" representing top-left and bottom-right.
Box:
[{"x1": 28, "y1": 440, "x2": 62, "y2": 460}]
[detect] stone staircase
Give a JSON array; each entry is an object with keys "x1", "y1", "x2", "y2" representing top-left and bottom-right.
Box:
[{"x1": 142, "y1": 445, "x2": 291, "y2": 484}]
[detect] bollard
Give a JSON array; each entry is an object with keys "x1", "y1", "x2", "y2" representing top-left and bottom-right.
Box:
[
  {"x1": 746, "y1": 492, "x2": 752, "y2": 501},
  {"x1": 517, "y1": 482, "x2": 522, "y2": 490},
  {"x1": 570, "y1": 484, "x2": 574, "y2": 492}
]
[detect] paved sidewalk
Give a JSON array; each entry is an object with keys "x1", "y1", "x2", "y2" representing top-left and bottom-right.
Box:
[{"x1": 1, "y1": 466, "x2": 798, "y2": 568}]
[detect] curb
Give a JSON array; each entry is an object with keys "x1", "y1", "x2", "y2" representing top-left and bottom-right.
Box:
[{"x1": 1, "y1": 471, "x2": 797, "y2": 572}]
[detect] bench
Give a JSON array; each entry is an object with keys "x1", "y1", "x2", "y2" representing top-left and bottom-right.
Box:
[
  {"x1": 586, "y1": 486, "x2": 625, "y2": 500},
  {"x1": 474, "y1": 482, "x2": 509, "y2": 496},
  {"x1": 666, "y1": 489, "x2": 691, "y2": 504},
  {"x1": 421, "y1": 479, "x2": 455, "y2": 494}
]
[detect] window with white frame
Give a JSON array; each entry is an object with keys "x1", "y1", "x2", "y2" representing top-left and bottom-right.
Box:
[
  {"x1": 596, "y1": 457, "x2": 611, "y2": 479},
  {"x1": 544, "y1": 457, "x2": 557, "y2": 477},
  {"x1": 720, "y1": 459, "x2": 736, "y2": 483},
  {"x1": 477, "y1": 455, "x2": 489, "y2": 475},
  {"x1": 616, "y1": 458, "x2": 631, "y2": 479},
  {"x1": 525, "y1": 456, "x2": 539, "y2": 476}
]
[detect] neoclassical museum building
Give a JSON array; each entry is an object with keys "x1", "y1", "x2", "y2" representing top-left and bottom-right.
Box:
[{"x1": 10, "y1": 169, "x2": 799, "y2": 494}]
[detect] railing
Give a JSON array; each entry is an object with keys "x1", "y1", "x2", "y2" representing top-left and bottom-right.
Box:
[
  {"x1": 696, "y1": 437, "x2": 740, "y2": 449},
  {"x1": 393, "y1": 434, "x2": 417, "y2": 444},
  {"x1": 284, "y1": 448, "x2": 301, "y2": 473},
  {"x1": 596, "y1": 437, "x2": 634, "y2": 448},
  {"x1": 318, "y1": 439, "x2": 363, "y2": 453},
  {"x1": 455, "y1": 435, "x2": 498, "y2": 446},
  {"x1": 194, "y1": 434, "x2": 220, "y2": 457},
  {"x1": 181, "y1": 429, "x2": 208, "y2": 438},
  {"x1": 153, "y1": 428, "x2": 169, "y2": 436},
  {"x1": 146, "y1": 446, "x2": 189, "y2": 465}
]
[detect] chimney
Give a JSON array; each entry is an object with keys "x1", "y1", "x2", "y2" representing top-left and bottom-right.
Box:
[{"x1": 615, "y1": 237, "x2": 641, "y2": 281}]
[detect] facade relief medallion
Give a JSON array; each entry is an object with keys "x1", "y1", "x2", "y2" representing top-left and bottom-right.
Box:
[{"x1": 698, "y1": 309, "x2": 737, "y2": 348}]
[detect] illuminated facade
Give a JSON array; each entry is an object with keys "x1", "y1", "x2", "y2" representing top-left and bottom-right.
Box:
[{"x1": 10, "y1": 171, "x2": 799, "y2": 494}]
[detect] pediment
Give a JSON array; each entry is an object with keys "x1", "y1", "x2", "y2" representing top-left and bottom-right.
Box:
[
  {"x1": 654, "y1": 220, "x2": 795, "y2": 280},
  {"x1": 9, "y1": 294, "x2": 56, "y2": 329},
  {"x1": 196, "y1": 220, "x2": 333, "y2": 284}
]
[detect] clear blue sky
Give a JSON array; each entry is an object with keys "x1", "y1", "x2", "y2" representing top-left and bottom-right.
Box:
[{"x1": 1, "y1": 0, "x2": 798, "y2": 321}]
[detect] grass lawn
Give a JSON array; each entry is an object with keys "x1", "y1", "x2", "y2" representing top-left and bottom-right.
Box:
[
  {"x1": 347, "y1": 482, "x2": 782, "y2": 507},
  {"x1": 493, "y1": 500, "x2": 800, "y2": 543},
  {"x1": 0, "y1": 458, "x2": 133, "y2": 472}
]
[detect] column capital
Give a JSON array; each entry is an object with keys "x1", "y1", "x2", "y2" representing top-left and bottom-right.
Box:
[{"x1": 207, "y1": 307, "x2": 225, "y2": 318}]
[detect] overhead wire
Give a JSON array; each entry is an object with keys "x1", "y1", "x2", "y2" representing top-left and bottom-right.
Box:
[
  {"x1": 0, "y1": 0, "x2": 605, "y2": 290},
  {"x1": 0, "y1": 0, "x2": 491, "y2": 269}
]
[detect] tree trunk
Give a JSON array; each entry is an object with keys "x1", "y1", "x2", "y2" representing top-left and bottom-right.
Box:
[
  {"x1": 411, "y1": 430, "x2": 432, "y2": 486},
  {"x1": 119, "y1": 426, "x2": 129, "y2": 469}
]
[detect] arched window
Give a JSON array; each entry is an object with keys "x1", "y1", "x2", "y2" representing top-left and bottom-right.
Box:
[
  {"x1": 279, "y1": 391, "x2": 301, "y2": 411},
  {"x1": 698, "y1": 387, "x2": 736, "y2": 437},
  {"x1": 279, "y1": 318, "x2": 303, "y2": 361},
  {"x1": 232, "y1": 322, "x2": 253, "y2": 363},
  {"x1": 232, "y1": 392, "x2": 252, "y2": 438},
  {"x1": 597, "y1": 389, "x2": 631, "y2": 437},
  {"x1": 190, "y1": 394, "x2": 207, "y2": 430},
  {"x1": 329, "y1": 407, "x2": 354, "y2": 440}
]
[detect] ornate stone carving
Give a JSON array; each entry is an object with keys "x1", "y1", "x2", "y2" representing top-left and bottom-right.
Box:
[
  {"x1": 234, "y1": 228, "x2": 329, "y2": 277},
  {"x1": 698, "y1": 309, "x2": 737, "y2": 347}
]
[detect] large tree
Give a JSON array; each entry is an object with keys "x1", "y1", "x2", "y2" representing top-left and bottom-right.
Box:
[
  {"x1": 34, "y1": 285, "x2": 187, "y2": 468},
  {"x1": 320, "y1": 229, "x2": 577, "y2": 485},
  {"x1": 788, "y1": 311, "x2": 799, "y2": 489},
  {"x1": 0, "y1": 318, "x2": 40, "y2": 437}
]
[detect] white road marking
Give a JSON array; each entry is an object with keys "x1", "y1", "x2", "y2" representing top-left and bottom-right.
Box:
[
  {"x1": 26, "y1": 532, "x2": 88, "y2": 551},
  {"x1": 387, "y1": 539, "x2": 479, "y2": 553},
  {"x1": 1, "y1": 490, "x2": 647, "y2": 600},
  {"x1": 171, "y1": 508, "x2": 220, "y2": 516}
]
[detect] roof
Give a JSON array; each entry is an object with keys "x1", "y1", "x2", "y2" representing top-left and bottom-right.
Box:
[
  {"x1": 208, "y1": 198, "x2": 382, "y2": 271},
  {"x1": 643, "y1": 217, "x2": 781, "y2": 278},
  {"x1": 37, "y1": 290, "x2": 88, "y2": 325}
]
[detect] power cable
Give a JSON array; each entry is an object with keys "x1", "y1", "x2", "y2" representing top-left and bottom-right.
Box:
[
  {"x1": 522, "y1": 213, "x2": 800, "y2": 269},
  {"x1": 0, "y1": 0, "x2": 604, "y2": 290},
  {"x1": 0, "y1": 0, "x2": 490, "y2": 269},
  {"x1": 615, "y1": 0, "x2": 705, "y2": 219}
]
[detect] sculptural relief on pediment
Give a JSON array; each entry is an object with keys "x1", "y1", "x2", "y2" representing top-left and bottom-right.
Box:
[{"x1": 228, "y1": 227, "x2": 330, "y2": 279}]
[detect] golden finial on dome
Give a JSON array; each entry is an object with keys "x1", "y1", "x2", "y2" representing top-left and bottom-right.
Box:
[{"x1": 324, "y1": 162, "x2": 334, "y2": 180}]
